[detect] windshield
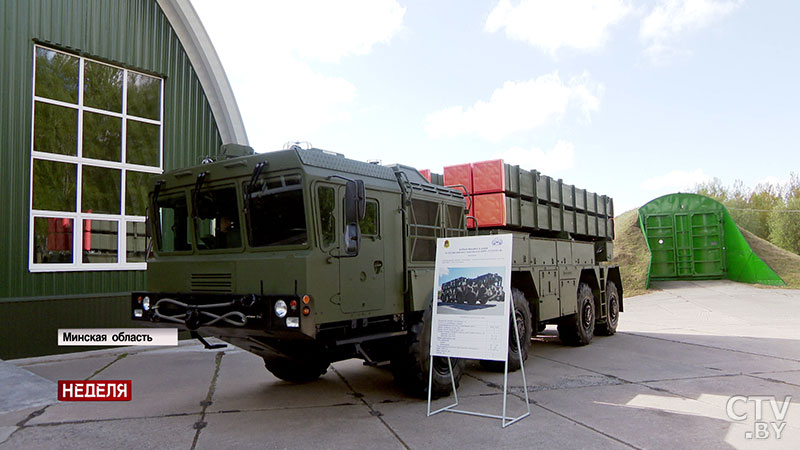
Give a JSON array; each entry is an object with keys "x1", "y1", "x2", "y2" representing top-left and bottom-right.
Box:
[
  {"x1": 155, "y1": 193, "x2": 191, "y2": 252},
  {"x1": 246, "y1": 174, "x2": 307, "y2": 247},
  {"x1": 193, "y1": 186, "x2": 242, "y2": 250}
]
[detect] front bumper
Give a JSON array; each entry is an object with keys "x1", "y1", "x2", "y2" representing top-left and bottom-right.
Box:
[{"x1": 131, "y1": 292, "x2": 309, "y2": 339}]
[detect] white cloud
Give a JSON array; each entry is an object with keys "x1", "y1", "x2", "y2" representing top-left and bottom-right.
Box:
[
  {"x1": 640, "y1": 0, "x2": 742, "y2": 64},
  {"x1": 640, "y1": 169, "x2": 712, "y2": 191},
  {"x1": 425, "y1": 72, "x2": 602, "y2": 141},
  {"x1": 191, "y1": 0, "x2": 405, "y2": 150},
  {"x1": 485, "y1": 0, "x2": 631, "y2": 54},
  {"x1": 496, "y1": 141, "x2": 576, "y2": 174}
]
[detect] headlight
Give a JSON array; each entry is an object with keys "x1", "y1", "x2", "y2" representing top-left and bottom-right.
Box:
[
  {"x1": 133, "y1": 309, "x2": 143, "y2": 318},
  {"x1": 286, "y1": 317, "x2": 300, "y2": 328},
  {"x1": 274, "y1": 300, "x2": 288, "y2": 318},
  {"x1": 142, "y1": 296, "x2": 151, "y2": 311}
]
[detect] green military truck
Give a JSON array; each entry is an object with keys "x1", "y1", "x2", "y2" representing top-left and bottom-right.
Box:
[{"x1": 132, "y1": 144, "x2": 622, "y2": 397}]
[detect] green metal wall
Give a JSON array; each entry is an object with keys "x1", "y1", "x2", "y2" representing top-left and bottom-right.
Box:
[
  {"x1": 639, "y1": 193, "x2": 784, "y2": 287},
  {"x1": 0, "y1": 0, "x2": 223, "y2": 300},
  {"x1": 0, "y1": 0, "x2": 225, "y2": 358}
]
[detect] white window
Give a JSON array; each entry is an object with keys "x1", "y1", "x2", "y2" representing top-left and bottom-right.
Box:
[{"x1": 29, "y1": 45, "x2": 163, "y2": 272}]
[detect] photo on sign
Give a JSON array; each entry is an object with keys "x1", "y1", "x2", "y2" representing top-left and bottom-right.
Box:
[{"x1": 436, "y1": 266, "x2": 506, "y2": 316}]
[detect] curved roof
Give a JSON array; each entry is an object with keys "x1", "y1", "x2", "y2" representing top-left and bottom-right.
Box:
[{"x1": 157, "y1": 0, "x2": 249, "y2": 146}]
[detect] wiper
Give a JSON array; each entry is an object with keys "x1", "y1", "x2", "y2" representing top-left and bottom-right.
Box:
[
  {"x1": 191, "y1": 171, "x2": 209, "y2": 218},
  {"x1": 246, "y1": 161, "x2": 268, "y2": 198},
  {"x1": 244, "y1": 162, "x2": 267, "y2": 241}
]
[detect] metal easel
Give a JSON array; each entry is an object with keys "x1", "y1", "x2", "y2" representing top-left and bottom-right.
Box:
[{"x1": 426, "y1": 314, "x2": 530, "y2": 428}]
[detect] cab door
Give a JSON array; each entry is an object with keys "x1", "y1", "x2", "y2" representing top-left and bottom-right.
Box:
[
  {"x1": 312, "y1": 182, "x2": 340, "y2": 308},
  {"x1": 339, "y1": 188, "x2": 386, "y2": 313}
]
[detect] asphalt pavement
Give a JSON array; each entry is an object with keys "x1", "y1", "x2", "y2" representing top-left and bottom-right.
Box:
[{"x1": 2, "y1": 280, "x2": 800, "y2": 449}]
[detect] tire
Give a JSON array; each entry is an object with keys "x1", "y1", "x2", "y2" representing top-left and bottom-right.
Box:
[
  {"x1": 558, "y1": 282, "x2": 595, "y2": 346},
  {"x1": 481, "y1": 288, "x2": 532, "y2": 372},
  {"x1": 391, "y1": 302, "x2": 464, "y2": 399},
  {"x1": 263, "y1": 356, "x2": 329, "y2": 383},
  {"x1": 595, "y1": 281, "x2": 620, "y2": 336}
]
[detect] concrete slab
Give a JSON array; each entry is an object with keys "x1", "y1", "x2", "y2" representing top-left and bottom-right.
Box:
[
  {"x1": 196, "y1": 405, "x2": 403, "y2": 450},
  {"x1": 1, "y1": 415, "x2": 197, "y2": 450},
  {"x1": 0, "y1": 360, "x2": 55, "y2": 414},
  {"x1": 643, "y1": 374, "x2": 800, "y2": 448},
  {"x1": 377, "y1": 394, "x2": 628, "y2": 449},
  {"x1": 209, "y1": 348, "x2": 356, "y2": 413},
  {"x1": 17, "y1": 354, "x2": 120, "y2": 382},
  {"x1": 28, "y1": 347, "x2": 218, "y2": 424},
  {"x1": 533, "y1": 382, "x2": 737, "y2": 449}
]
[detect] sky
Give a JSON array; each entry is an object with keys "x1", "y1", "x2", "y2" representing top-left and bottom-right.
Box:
[{"x1": 190, "y1": 0, "x2": 800, "y2": 214}]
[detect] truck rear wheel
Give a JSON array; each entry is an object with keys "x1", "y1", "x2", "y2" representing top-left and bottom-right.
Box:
[
  {"x1": 595, "y1": 280, "x2": 619, "y2": 336},
  {"x1": 480, "y1": 288, "x2": 532, "y2": 372},
  {"x1": 263, "y1": 356, "x2": 329, "y2": 383},
  {"x1": 391, "y1": 302, "x2": 464, "y2": 399},
  {"x1": 558, "y1": 282, "x2": 595, "y2": 346}
]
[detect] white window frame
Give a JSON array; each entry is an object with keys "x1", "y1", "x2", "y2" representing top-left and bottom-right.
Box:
[{"x1": 28, "y1": 45, "x2": 164, "y2": 272}]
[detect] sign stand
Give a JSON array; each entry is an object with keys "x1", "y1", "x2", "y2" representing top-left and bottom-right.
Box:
[{"x1": 426, "y1": 316, "x2": 530, "y2": 428}]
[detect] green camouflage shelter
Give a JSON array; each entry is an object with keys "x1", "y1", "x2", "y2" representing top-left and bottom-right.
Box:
[{"x1": 638, "y1": 193, "x2": 784, "y2": 288}]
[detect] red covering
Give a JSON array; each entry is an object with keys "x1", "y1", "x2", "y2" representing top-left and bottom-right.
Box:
[
  {"x1": 47, "y1": 218, "x2": 73, "y2": 251},
  {"x1": 443, "y1": 163, "x2": 472, "y2": 193},
  {"x1": 419, "y1": 169, "x2": 432, "y2": 182},
  {"x1": 471, "y1": 159, "x2": 505, "y2": 194},
  {"x1": 472, "y1": 193, "x2": 507, "y2": 228}
]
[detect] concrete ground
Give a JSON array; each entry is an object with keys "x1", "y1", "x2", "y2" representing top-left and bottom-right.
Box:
[{"x1": 2, "y1": 280, "x2": 800, "y2": 449}]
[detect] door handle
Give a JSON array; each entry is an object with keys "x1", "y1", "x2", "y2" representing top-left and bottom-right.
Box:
[{"x1": 373, "y1": 260, "x2": 383, "y2": 274}]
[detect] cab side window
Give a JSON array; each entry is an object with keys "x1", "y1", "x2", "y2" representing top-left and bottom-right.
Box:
[
  {"x1": 317, "y1": 186, "x2": 336, "y2": 248},
  {"x1": 360, "y1": 200, "x2": 379, "y2": 236}
]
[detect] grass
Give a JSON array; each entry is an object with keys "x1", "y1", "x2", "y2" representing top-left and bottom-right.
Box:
[
  {"x1": 612, "y1": 209, "x2": 650, "y2": 298},
  {"x1": 739, "y1": 227, "x2": 800, "y2": 288},
  {"x1": 612, "y1": 208, "x2": 800, "y2": 297}
]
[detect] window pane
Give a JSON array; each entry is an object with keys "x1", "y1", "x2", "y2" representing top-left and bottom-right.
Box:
[
  {"x1": 83, "y1": 60, "x2": 122, "y2": 112},
  {"x1": 82, "y1": 166, "x2": 120, "y2": 214},
  {"x1": 34, "y1": 102, "x2": 78, "y2": 155},
  {"x1": 318, "y1": 186, "x2": 336, "y2": 248},
  {"x1": 155, "y1": 194, "x2": 191, "y2": 252},
  {"x1": 246, "y1": 178, "x2": 307, "y2": 247},
  {"x1": 32, "y1": 160, "x2": 76, "y2": 211},
  {"x1": 127, "y1": 72, "x2": 160, "y2": 120},
  {"x1": 35, "y1": 47, "x2": 79, "y2": 103},
  {"x1": 83, "y1": 219, "x2": 118, "y2": 263},
  {"x1": 194, "y1": 187, "x2": 242, "y2": 250},
  {"x1": 33, "y1": 217, "x2": 73, "y2": 263},
  {"x1": 83, "y1": 111, "x2": 121, "y2": 161},
  {"x1": 126, "y1": 171, "x2": 151, "y2": 216},
  {"x1": 126, "y1": 120, "x2": 159, "y2": 166},
  {"x1": 126, "y1": 221, "x2": 147, "y2": 262},
  {"x1": 360, "y1": 200, "x2": 378, "y2": 236}
]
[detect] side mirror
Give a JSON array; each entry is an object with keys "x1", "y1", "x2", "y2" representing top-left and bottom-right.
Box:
[
  {"x1": 344, "y1": 222, "x2": 361, "y2": 256},
  {"x1": 345, "y1": 179, "x2": 366, "y2": 223},
  {"x1": 342, "y1": 178, "x2": 365, "y2": 257}
]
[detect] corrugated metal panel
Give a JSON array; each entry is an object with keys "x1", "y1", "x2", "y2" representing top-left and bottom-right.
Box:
[
  {"x1": 0, "y1": 293, "x2": 132, "y2": 359},
  {"x1": 0, "y1": 0, "x2": 223, "y2": 299}
]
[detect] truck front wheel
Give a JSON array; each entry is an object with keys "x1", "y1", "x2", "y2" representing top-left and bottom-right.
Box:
[
  {"x1": 558, "y1": 282, "x2": 595, "y2": 346},
  {"x1": 391, "y1": 302, "x2": 464, "y2": 399},
  {"x1": 263, "y1": 356, "x2": 329, "y2": 383}
]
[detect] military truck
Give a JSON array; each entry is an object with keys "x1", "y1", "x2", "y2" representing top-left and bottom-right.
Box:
[
  {"x1": 131, "y1": 144, "x2": 622, "y2": 398},
  {"x1": 439, "y1": 273, "x2": 505, "y2": 306}
]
